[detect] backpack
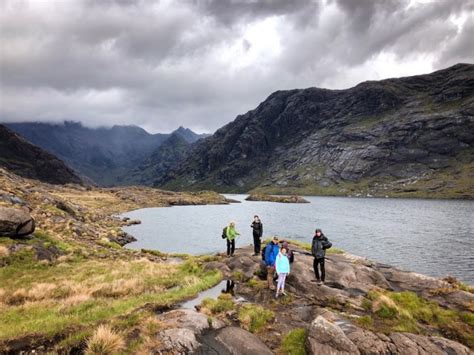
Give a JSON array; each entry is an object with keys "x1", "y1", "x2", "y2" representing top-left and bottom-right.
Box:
[
  {"x1": 261, "y1": 245, "x2": 267, "y2": 261},
  {"x1": 221, "y1": 226, "x2": 227, "y2": 239}
]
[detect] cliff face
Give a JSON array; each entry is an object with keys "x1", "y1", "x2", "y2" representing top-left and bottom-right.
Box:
[
  {"x1": 0, "y1": 124, "x2": 82, "y2": 185},
  {"x1": 121, "y1": 133, "x2": 192, "y2": 186},
  {"x1": 157, "y1": 64, "x2": 474, "y2": 198}
]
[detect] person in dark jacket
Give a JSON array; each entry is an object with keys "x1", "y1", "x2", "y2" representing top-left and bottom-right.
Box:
[
  {"x1": 311, "y1": 228, "x2": 332, "y2": 285},
  {"x1": 251, "y1": 215, "x2": 263, "y2": 256},
  {"x1": 264, "y1": 237, "x2": 280, "y2": 290}
]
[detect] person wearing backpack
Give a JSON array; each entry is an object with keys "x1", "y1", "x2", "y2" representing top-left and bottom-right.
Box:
[
  {"x1": 250, "y1": 215, "x2": 263, "y2": 256},
  {"x1": 275, "y1": 246, "x2": 290, "y2": 298},
  {"x1": 311, "y1": 228, "x2": 332, "y2": 285},
  {"x1": 225, "y1": 221, "x2": 240, "y2": 257},
  {"x1": 264, "y1": 237, "x2": 280, "y2": 290}
]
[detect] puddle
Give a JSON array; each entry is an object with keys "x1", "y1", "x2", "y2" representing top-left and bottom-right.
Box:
[{"x1": 180, "y1": 280, "x2": 235, "y2": 310}]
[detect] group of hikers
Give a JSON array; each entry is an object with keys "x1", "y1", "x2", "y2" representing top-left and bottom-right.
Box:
[{"x1": 222, "y1": 215, "x2": 332, "y2": 298}]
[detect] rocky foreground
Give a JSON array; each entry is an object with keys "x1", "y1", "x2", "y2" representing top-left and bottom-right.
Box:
[
  {"x1": 0, "y1": 168, "x2": 472, "y2": 354},
  {"x1": 155, "y1": 244, "x2": 474, "y2": 354}
]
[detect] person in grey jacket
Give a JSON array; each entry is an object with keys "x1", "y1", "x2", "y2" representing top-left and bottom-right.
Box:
[{"x1": 311, "y1": 228, "x2": 332, "y2": 285}]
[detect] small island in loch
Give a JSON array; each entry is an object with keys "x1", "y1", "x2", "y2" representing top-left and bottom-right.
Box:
[{"x1": 246, "y1": 193, "x2": 310, "y2": 204}]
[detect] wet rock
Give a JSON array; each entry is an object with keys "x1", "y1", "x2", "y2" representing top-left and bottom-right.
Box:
[
  {"x1": 157, "y1": 309, "x2": 225, "y2": 353},
  {"x1": 0, "y1": 206, "x2": 35, "y2": 237},
  {"x1": 215, "y1": 327, "x2": 274, "y2": 355},
  {"x1": 306, "y1": 316, "x2": 360, "y2": 354}
]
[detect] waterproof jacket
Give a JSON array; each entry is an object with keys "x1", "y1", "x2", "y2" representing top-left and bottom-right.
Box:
[
  {"x1": 275, "y1": 252, "x2": 290, "y2": 274},
  {"x1": 264, "y1": 242, "x2": 280, "y2": 266},
  {"x1": 251, "y1": 221, "x2": 263, "y2": 237},
  {"x1": 226, "y1": 226, "x2": 240, "y2": 240},
  {"x1": 311, "y1": 234, "x2": 332, "y2": 259}
]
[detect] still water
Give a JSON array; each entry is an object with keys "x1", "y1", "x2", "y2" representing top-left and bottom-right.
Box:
[{"x1": 122, "y1": 195, "x2": 474, "y2": 284}]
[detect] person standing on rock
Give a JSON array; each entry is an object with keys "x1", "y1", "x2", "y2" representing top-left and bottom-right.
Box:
[
  {"x1": 226, "y1": 221, "x2": 240, "y2": 257},
  {"x1": 275, "y1": 246, "x2": 290, "y2": 297},
  {"x1": 264, "y1": 237, "x2": 280, "y2": 290},
  {"x1": 250, "y1": 215, "x2": 263, "y2": 256},
  {"x1": 311, "y1": 229, "x2": 332, "y2": 285}
]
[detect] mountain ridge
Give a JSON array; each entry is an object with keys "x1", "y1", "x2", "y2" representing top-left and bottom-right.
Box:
[
  {"x1": 155, "y1": 63, "x2": 474, "y2": 199},
  {"x1": 0, "y1": 124, "x2": 83, "y2": 185},
  {"x1": 4, "y1": 121, "x2": 207, "y2": 186}
]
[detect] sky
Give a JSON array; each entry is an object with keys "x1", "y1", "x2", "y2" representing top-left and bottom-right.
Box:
[{"x1": 0, "y1": 0, "x2": 473, "y2": 133}]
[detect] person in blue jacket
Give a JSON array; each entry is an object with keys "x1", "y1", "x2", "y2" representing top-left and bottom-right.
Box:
[
  {"x1": 275, "y1": 246, "x2": 290, "y2": 298},
  {"x1": 264, "y1": 236, "x2": 280, "y2": 290}
]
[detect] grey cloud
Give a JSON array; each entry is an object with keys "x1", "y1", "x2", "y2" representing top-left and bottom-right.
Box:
[{"x1": 0, "y1": 0, "x2": 472, "y2": 133}]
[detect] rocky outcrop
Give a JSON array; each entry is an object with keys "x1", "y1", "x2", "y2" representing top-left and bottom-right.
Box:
[
  {"x1": 199, "y1": 244, "x2": 473, "y2": 354},
  {"x1": 0, "y1": 206, "x2": 35, "y2": 237},
  {"x1": 157, "y1": 63, "x2": 474, "y2": 199},
  {"x1": 0, "y1": 124, "x2": 83, "y2": 185}
]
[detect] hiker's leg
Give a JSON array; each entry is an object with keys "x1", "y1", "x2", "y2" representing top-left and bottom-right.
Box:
[
  {"x1": 313, "y1": 258, "x2": 320, "y2": 281},
  {"x1": 253, "y1": 235, "x2": 259, "y2": 254},
  {"x1": 320, "y1": 258, "x2": 325, "y2": 282},
  {"x1": 276, "y1": 274, "x2": 281, "y2": 291},
  {"x1": 281, "y1": 273, "x2": 287, "y2": 292},
  {"x1": 231, "y1": 239, "x2": 235, "y2": 255},
  {"x1": 256, "y1": 236, "x2": 261, "y2": 254},
  {"x1": 227, "y1": 239, "x2": 231, "y2": 256}
]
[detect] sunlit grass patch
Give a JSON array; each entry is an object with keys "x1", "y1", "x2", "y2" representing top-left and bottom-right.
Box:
[{"x1": 0, "y1": 252, "x2": 222, "y2": 342}]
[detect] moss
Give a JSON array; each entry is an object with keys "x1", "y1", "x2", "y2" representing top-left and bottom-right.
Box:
[
  {"x1": 280, "y1": 328, "x2": 308, "y2": 355},
  {"x1": 364, "y1": 289, "x2": 474, "y2": 347},
  {"x1": 238, "y1": 304, "x2": 274, "y2": 333},
  {"x1": 232, "y1": 270, "x2": 245, "y2": 282}
]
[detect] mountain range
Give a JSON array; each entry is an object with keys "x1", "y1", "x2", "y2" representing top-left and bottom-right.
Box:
[
  {"x1": 5, "y1": 122, "x2": 208, "y2": 186},
  {"x1": 2, "y1": 63, "x2": 473, "y2": 198},
  {"x1": 156, "y1": 63, "x2": 474, "y2": 199}
]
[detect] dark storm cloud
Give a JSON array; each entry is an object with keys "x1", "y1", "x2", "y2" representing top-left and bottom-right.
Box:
[{"x1": 0, "y1": 0, "x2": 472, "y2": 133}]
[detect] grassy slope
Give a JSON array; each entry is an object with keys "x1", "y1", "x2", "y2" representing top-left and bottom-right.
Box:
[{"x1": 0, "y1": 169, "x2": 226, "y2": 352}]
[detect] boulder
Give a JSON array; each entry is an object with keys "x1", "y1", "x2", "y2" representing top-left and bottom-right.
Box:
[
  {"x1": 215, "y1": 327, "x2": 274, "y2": 355},
  {"x1": 306, "y1": 316, "x2": 360, "y2": 355},
  {"x1": 0, "y1": 206, "x2": 35, "y2": 237}
]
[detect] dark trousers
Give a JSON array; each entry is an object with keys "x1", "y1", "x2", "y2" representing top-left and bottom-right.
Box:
[
  {"x1": 313, "y1": 257, "x2": 325, "y2": 281},
  {"x1": 253, "y1": 234, "x2": 261, "y2": 254},
  {"x1": 227, "y1": 239, "x2": 235, "y2": 256}
]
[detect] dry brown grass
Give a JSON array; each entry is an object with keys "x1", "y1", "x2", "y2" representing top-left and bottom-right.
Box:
[
  {"x1": 85, "y1": 325, "x2": 125, "y2": 355},
  {"x1": 28, "y1": 283, "x2": 57, "y2": 301},
  {"x1": 0, "y1": 245, "x2": 9, "y2": 258},
  {"x1": 8, "y1": 288, "x2": 28, "y2": 305},
  {"x1": 0, "y1": 288, "x2": 6, "y2": 304},
  {"x1": 61, "y1": 294, "x2": 91, "y2": 310}
]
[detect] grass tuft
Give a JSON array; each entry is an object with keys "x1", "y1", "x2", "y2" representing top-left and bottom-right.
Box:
[
  {"x1": 200, "y1": 293, "x2": 234, "y2": 315},
  {"x1": 238, "y1": 304, "x2": 274, "y2": 333},
  {"x1": 280, "y1": 328, "x2": 308, "y2": 355},
  {"x1": 85, "y1": 325, "x2": 125, "y2": 355}
]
